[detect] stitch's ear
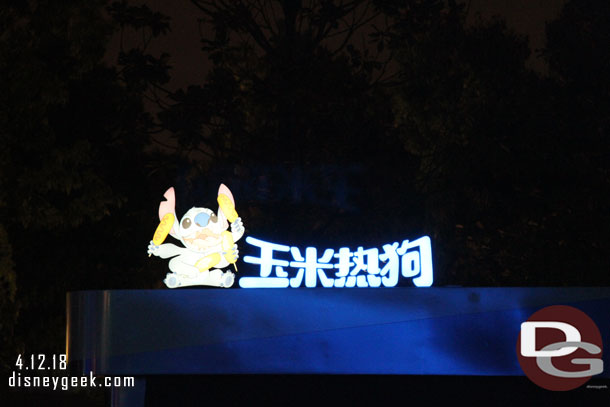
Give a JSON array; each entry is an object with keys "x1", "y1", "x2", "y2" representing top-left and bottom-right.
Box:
[
  {"x1": 216, "y1": 184, "x2": 234, "y2": 229},
  {"x1": 218, "y1": 184, "x2": 235, "y2": 206},
  {"x1": 159, "y1": 187, "x2": 179, "y2": 238}
]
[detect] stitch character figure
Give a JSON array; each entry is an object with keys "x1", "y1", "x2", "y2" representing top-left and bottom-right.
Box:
[{"x1": 147, "y1": 184, "x2": 245, "y2": 288}]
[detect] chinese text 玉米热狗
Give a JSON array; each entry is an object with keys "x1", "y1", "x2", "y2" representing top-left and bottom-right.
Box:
[{"x1": 239, "y1": 236, "x2": 433, "y2": 288}]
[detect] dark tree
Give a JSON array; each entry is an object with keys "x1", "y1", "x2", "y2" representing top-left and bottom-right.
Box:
[
  {"x1": 542, "y1": 0, "x2": 610, "y2": 284},
  {"x1": 382, "y1": 0, "x2": 610, "y2": 285},
  {"x1": 156, "y1": 1, "x2": 415, "y2": 248},
  {"x1": 0, "y1": 0, "x2": 173, "y2": 373}
]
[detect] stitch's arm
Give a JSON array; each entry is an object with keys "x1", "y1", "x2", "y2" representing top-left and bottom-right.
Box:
[
  {"x1": 148, "y1": 242, "x2": 188, "y2": 258},
  {"x1": 231, "y1": 217, "x2": 245, "y2": 242}
]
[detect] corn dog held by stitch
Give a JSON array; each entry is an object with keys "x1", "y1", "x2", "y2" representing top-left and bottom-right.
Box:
[
  {"x1": 221, "y1": 230, "x2": 238, "y2": 271},
  {"x1": 217, "y1": 193, "x2": 238, "y2": 223},
  {"x1": 149, "y1": 213, "x2": 175, "y2": 256}
]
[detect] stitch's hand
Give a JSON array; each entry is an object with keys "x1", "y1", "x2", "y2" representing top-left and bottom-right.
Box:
[
  {"x1": 147, "y1": 240, "x2": 160, "y2": 257},
  {"x1": 231, "y1": 217, "x2": 244, "y2": 236},
  {"x1": 222, "y1": 244, "x2": 239, "y2": 259},
  {"x1": 230, "y1": 244, "x2": 239, "y2": 261}
]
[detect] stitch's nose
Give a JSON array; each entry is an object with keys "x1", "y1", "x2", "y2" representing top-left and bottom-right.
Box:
[{"x1": 194, "y1": 212, "x2": 210, "y2": 227}]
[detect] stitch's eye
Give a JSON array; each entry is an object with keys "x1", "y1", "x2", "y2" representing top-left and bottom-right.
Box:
[{"x1": 182, "y1": 218, "x2": 192, "y2": 229}]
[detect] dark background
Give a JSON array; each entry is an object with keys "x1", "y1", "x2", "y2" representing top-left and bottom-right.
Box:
[{"x1": 2, "y1": 0, "x2": 609, "y2": 404}]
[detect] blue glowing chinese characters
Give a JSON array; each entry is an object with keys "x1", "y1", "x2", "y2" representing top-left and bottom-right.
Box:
[{"x1": 239, "y1": 236, "x2": 433, "y2": 288}]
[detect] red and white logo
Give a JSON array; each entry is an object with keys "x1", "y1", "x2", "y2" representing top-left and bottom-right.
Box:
[{"x1": 516, "y1": 305, "x2": 604, "y2": 391}]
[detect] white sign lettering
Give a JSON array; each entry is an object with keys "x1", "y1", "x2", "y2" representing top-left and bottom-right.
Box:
[{"x1": 239, "y1": 236, "x2": 433, "y2": 288}]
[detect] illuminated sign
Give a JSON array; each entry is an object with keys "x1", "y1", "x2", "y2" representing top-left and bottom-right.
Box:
[
  {"x1": 148, "y1": 186, "x2": 433, "y2": 289},
  {"x1": 239, "y1": 236, "x2": 433, "y2": 288}
]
